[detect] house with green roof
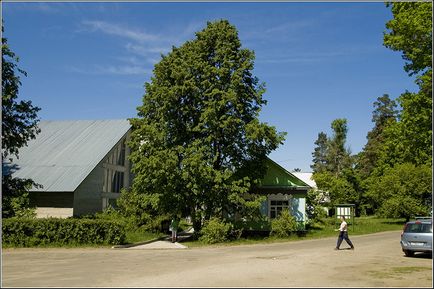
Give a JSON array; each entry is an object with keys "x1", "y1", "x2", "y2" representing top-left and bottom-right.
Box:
[{"x1": 244, "y1": 158, "x2": 311, "y2": 230}]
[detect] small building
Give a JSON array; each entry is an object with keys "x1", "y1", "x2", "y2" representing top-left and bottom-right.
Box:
[
  {"x1": 253, "y1": 159, "x2": 311, "y2": 228},
  {"x1": 4, "y1": 120, "x2": 132, "y2": 218}
]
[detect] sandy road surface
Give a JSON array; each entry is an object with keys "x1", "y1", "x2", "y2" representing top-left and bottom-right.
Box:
[{"x1": 2, "y1": 231, "x2": 432, "y2": 287}]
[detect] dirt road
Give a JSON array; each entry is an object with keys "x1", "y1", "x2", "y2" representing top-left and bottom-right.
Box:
[{"x1": 2, "y1": 231, "x2": 432, "y2": 287}]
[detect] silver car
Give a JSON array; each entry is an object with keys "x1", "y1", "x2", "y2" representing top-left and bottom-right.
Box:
[{"x1": 400, "y1": 218, "x2": 432, "y2": 257}]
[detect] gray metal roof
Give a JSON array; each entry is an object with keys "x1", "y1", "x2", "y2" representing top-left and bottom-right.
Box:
[
  {"x1": 292, "y1": 172, "x2": 316, "y2": 189},
  {"x1": 6, "y1": 119, "x2": 131, "y2": 192}
]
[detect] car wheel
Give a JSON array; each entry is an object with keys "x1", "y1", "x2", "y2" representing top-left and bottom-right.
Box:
[{"x1": 404, "y1": 250, "x2": 414, "y2": 257}]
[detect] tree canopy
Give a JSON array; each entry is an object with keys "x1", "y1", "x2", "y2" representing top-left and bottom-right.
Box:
[
  {"x1": 2, "y1": 25, "x2": 41, "y2": 218},
  {"x1": 311, "y1": 2, "x2": 432, "y2": 219},
  {"x1": 2, "y1": 29, "x2": 40, "y2": 161},
  {"x1": 121, "y1": 20, "x2": 285, "y2": 231},
  {"x1": 379, "y1": 1, "x2": 432, "y2": 168},
  {"x1": 384, "y1": 1, "x2": 432, "y2": 76}
]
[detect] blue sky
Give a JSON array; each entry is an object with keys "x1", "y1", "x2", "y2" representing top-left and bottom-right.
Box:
[{"x1": 2, "y1": 2, "x2": 418, "y2": 172}]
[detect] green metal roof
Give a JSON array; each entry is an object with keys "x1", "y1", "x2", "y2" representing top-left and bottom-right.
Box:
[{"x1": 258, "y1": 158, "x2": 311, "y2": 189}]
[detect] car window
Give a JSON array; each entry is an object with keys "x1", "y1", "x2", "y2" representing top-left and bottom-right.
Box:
[{"x1": 405, "y1": 223, "x2": 433, "y2": 233}]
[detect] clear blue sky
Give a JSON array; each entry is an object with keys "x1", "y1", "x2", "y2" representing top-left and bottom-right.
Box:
[{"x1": 2, "y1": 2, "x2": 418, "y2": 172}]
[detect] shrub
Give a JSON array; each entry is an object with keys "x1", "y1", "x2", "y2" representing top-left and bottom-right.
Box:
[
  {"x1": 199, "y1": 217, "x2": 233, "y2": 244},
  {"x1": 270, "y1": 210, "x2": 298, "y2": 238},
  {"x1": 2, "y1": 217, "x2": 126, "y2": 247}
]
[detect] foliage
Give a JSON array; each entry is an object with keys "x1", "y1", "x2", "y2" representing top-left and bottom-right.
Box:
[
  {"x1": 366, "y1": 163, "x2": 432, "y2": 221},
  {"x1": 233, "y1": 219, "x2": 271, "y2": 231},
  {"x1": 1, "y1": 174, "x2": 38, "y2": 218},
  {"x1": 270, "y1": 210, "x2": 298, "y2": 238},
  {"x1": 311, "y1": 118, "x2": 361, "y2": 212},
  {"x1": 378, "y1": 1, "x2": 432, "y2": 169},
  {"x1": 228, "y1": 194, "x2": 267, "y2": 223},
  {"x1": 2, "y1": 26, "x2": 41, "y2": 218},
  {"x1": 94, "y1": 202, "x2": 170, "y2": 234},
  {"x1": 313, "y1": 171, "x2": 355, "y2": 206},
  {"x1": 356, "y1": 94, "x2": 398, "y2": 177},
  {"x1": 2, "y1": 217, "x2": 126, "y2": 247},
  {"x1": 1, "y1": 29, "x2": 41, "y2": 160},
  {"x1": 127, "y1": 20, "x2": 285, "y2": 232},
  {"x1": 311, "y1": 132, "x2": 328, "y2": 173},
  {"x1": 378, "y1": 87, "x2": 432, "y2": 168},
  {"x1": 384, "y1": 1, "x2": 432, "y2": 76},
  {"x1": 326, "y1": 119, "x2": 352, "y2": 175},
  {"x1": 116, "y1": 188, "x2": 161, "y2": 228},
  {"x1": 311, "y1": 3, "x2": 433, "y2": 221},
  {"x1": 311, "y1": 119, "x2": 352, "y2": 175},
  {"x1": 199, "y1": 217, "x2": 233, "y2": 244},
  {"x1": 305, "y1": 189, "x2": 328, "y2": 223}
]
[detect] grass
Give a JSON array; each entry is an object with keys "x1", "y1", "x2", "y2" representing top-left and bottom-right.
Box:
[
  {"x1": 368, "y1": 266, "x2": 432, "y2": 279},
  {"x1": 182, "y1": 216, "x2": 407, "y2": 248},
  {"x1": 125, "y1": 229, "x2": 165, "y2": 244},
  {"x1": 305, "y1": 216, "x2": 406, "y2": 238}
]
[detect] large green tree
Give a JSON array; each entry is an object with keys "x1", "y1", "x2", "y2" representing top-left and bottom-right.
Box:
[
  {"x1": 2, "y1": 26, "x2": 41, "y2": 218},
  {"x1": 362, "y1": 2, "x2": 432, "y2": 217},
  {"x1": 380, "y1": 1, "x2": 432, "y2": 168},
  {"x1": 122, "y1": 20, "x2": 285, "y2": 231}
]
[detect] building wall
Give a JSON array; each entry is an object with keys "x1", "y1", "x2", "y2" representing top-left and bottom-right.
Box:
[
  {"x1": 73, "y1": 132, "x2": 131, "y2": 216},
  {"x1": 73, "y1": 161, "x2": 105, "y2": 216},
  {"x1": 36, "y1": 207, "x2": 73, "y2": 218},
  {"x1": 260, "y1": 192, "x2": 306, "y2": 223},
  {"x1": 101, "y1": 133, "x2": 131, "y2": 210},
  {"x1": 29, "y1": 192, "x2": 74, "y2": 218}
]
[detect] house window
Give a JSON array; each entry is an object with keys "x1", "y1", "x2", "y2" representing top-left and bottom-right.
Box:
[{"x1": 270, "y1": 200, "x2": 290, "y2": 219}]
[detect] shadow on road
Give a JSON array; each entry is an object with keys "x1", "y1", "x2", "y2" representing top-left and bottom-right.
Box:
[{"x1": 403, "y1": 252, "x2": 432, "y2": 259}]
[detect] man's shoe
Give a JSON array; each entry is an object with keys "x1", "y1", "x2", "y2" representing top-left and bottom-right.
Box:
[
  {"x1": 350, "y1": 246, "x2": 354, "y2": 250},
  {"x1": 334, "y1": 247, "x2": 339, "y2": 250}
]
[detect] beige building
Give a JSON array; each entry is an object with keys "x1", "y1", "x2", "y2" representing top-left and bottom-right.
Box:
[{"x1": 5, "y1": 120, "x2": 132, "y2": 218}]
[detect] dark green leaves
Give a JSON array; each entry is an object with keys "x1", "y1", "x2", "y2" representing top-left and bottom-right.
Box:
[{"x1": 127, "y1": 20, "x2": 285, "y2": 230}]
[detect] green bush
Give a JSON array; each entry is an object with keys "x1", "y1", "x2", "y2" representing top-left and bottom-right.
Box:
[
  {"x1": 2, "y1": 217, "x2": 126, "y2": 247},
  {"x1": 199, "y1": 217, "x2": 233, "y2": 244},
  {"x1": 270, "y1": 210, "x2": 298, "y2": 237}
]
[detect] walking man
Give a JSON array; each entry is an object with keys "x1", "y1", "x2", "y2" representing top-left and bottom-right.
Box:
[
  {"x1": 170, "y1": 218, "x2": 179, "y2": 243},
  {"x1": 334, "y1": 216, "x2": 354, "y2": 250}
]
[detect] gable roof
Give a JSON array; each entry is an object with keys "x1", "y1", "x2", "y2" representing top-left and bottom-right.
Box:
[
  {"x1": 5, "y1": 119, "x2": 131, "y2": 192},
  {"x1": 292, "y1": 172, "x2": 316, "y2": 189},
  {"x1": 258, "y1": 158, "x2": 311, "y2": 189}
]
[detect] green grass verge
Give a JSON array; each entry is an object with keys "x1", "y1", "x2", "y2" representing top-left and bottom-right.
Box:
[
  {"x1": 183, "y1": 217, "x2": 407, "y2": 248},
  {"x1": 125, "y1": 229, "x2": 165, "y2": 244}
]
